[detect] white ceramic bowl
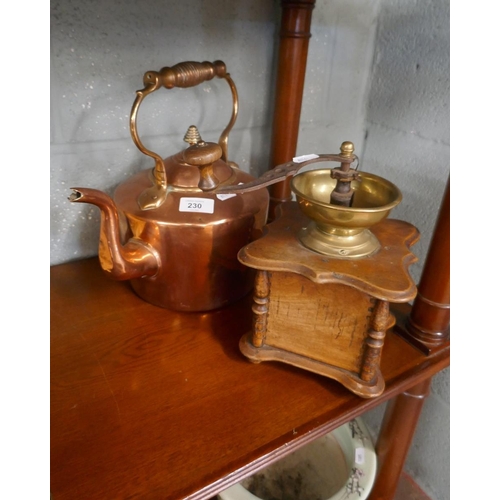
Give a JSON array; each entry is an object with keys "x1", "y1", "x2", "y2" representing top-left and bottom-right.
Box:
[{"x1": 218, "y1": 418, "x2": 376, "y2": 500}]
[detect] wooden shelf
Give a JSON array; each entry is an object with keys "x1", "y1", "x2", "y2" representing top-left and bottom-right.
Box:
[{"x1": 50, "y1": 257, "x2": 449, "y2": 500}]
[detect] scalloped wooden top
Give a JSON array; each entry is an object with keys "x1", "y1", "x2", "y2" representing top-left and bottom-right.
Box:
[{"x1": 238, "y1": 202, "x2": 420, "y2": 302}]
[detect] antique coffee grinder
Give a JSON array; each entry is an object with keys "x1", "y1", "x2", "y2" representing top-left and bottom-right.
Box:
[{"x1": 216, "y1": 142, "x2": 419, "y2": 398}]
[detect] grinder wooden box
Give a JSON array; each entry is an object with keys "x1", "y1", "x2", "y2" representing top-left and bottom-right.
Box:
[{"x1": 238, "y1": 202, "x2": 419, "y2": 398}]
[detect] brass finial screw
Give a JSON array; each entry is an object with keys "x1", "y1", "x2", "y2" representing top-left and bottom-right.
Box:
[
  {"x1": 184, "y1": 125, "x2": 202, "y2": 145},
  {"x1": 330, "y1": 141, "x2": 357, "y2": 207},
  {"x1": 340, "y1": 141, "x2": 355, "y2": 158}
]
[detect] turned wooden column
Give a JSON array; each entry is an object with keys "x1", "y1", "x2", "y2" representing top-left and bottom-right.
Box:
[
  {"x1": 369, "y1": 378, "x2": 432, "y2": 500},
  {"x1": 397, "y1": 177, "x2": 450, "y2": 354},
  {"x1": 268, "y1": 0, "x2": 316, "y2": 219}
]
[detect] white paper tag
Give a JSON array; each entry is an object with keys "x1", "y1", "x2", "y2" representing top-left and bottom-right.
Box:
[
  {"x1": 216, "y1": 183, "x2": 243, "y2": 201},
  {"x1": 179, "y1": 197, "x2": 214, "y2": 214},
  {"x1": 216, "y1": 193, "x2": 237, "y2": 201},
  {"x1": 355, "y1": 447, "x2": 365, "y2": 465},
  {"x1": 293, "y1": 153, "x2": 319, "y2": 163}
]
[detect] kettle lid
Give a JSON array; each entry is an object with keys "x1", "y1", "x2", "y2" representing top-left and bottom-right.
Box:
[{"x1": 164, "y1": 125, "x2": 234, "y2": 190}]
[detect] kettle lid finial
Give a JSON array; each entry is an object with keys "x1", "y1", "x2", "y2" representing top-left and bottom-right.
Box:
[{"x1": 184, "y1": 125, "x2": 202, "y2": 146}]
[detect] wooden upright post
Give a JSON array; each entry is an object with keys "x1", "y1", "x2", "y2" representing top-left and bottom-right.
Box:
[
  {"x1": 397, "y1": 177, "x2": 450, "y2": 354},
  {"x1": 369, "y1": 379, "x2": 432, "y2": 500},
  {"x1": 371, "y1": 180, "x2": 450, "y2": 497},
  {"x1": 268, "y1": 0, "x2": 316, "y2": 219}
]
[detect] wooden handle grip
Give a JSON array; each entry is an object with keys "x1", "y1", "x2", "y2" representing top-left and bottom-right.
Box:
[{"x1": 143, "y1": 60, "x2": 227, "y2": 89}]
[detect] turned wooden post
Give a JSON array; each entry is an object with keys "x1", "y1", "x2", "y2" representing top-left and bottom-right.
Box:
[
  {"x1": 251, "y1": 270, "x2": 270, "y2": 348},
  {"x1": 268, "y1": 0, "x2": 316, "y2": 219},
  {"x1": 369, "y1": 180, "x2": 450, "y2": 497},
  {"x1": 397, "y1": 177, "x2": 450, "y2": 354},
  {"x1": 369, "y1": 378, "x2": 432, "y2": 500},
  {"x1": 360, "y1": 300, "x2": 390, "y2": 383}
]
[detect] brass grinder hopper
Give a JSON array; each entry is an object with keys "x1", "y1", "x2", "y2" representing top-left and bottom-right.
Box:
[{"x1": 291, "y1": 142, "x2": 402, "y2": 259}]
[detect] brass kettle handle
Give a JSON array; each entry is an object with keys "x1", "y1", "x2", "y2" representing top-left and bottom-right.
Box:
[{"x1": 130, "y1": 60, "x2": 239, "y2": 210}]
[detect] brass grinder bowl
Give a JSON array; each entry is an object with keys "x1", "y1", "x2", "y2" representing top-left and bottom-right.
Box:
[{"x1": 291, "y1": 169, "x2": 402, "y2": 258}]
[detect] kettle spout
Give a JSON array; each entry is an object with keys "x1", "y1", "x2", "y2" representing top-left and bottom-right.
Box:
[{"x1": 69, "y1": 188, "x2": 159, "y2": 280}]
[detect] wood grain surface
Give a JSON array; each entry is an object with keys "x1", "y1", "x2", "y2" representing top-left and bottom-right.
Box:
[
  {"x1": 265, "y1": 273, "x2": 371, "y2": 372},
  {"x1": 238, "y1": 202, "x2": 420, "y2": 303},
  {"x1": 51, "y1": 257, "x2": 449, "y2": 500}
]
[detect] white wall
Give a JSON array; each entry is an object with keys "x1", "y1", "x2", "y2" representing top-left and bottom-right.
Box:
[{"x1": 50, "y1": 0, "x2": 449, "y2": 498}]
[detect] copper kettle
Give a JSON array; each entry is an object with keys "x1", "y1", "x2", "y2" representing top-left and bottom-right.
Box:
[{"x1": 69, "y1": 61, "x2": 269, "y2": 311}]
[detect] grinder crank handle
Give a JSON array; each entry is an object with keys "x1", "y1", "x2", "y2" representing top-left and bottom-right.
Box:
[
  {"x1": 129, "y1": 60, "x2": 238, "y2": 210},
  {"x1": 213, "y1": 153, "x2": 358, "y2": 195}
]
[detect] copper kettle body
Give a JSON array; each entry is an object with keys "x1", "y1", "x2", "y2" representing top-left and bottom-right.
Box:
[{"x1": 69, "y1": 61, "x2": 269, "y2": 311}]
